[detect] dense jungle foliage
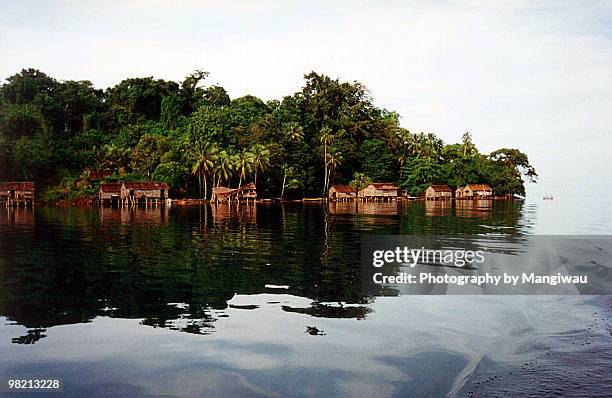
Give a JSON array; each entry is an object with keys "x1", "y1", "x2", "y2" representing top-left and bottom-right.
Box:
[{"x1": 0, "y1": 69, "x2": 537, "y2": 199}]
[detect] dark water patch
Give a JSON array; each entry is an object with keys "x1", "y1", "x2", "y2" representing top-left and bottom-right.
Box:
[
  {"x1": 229, "y1": 304, "x2": 260, "y2": 310},
  {"x1": 281, "y1": 303, "x2": 372, "y2": 319}
]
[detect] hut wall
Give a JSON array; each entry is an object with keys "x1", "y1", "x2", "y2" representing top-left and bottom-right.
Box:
[
  {"x1": 0, "y1": 183, "x2": 35, "y2": 205},
  {"x1": 329, "y1": 190, "x2": 356, "y2": 200},
  {"x1": 328, "y1": 186, "x2": 357, "y2": 201},
  {"x1": 238, "y1": 189, "x2": 257, "y2": 199},
  {"x1": 100, "y1": 192, "x2": 120, "y2": 200},
  {"x1": 121, "y1": 187, "x2": 165, "y2": 200},
  {"x1": 426, "y1": 187, "x2": 452, "y2": 199},
  {"x1": 462, "y1": 187, "x2": 474, "y2": 198},
  {"x1": 359, "y1": 187, "x2": 398, "y2": 200},
  {"x1": 336, "y1": 192, "x2": 356, "y2": 199},
  {"x1": 426, "y1": 190, "x2": 452, "y2": 199},
  {"x1": 462, "y1": 187, "x2": 492, "y2": 199}
]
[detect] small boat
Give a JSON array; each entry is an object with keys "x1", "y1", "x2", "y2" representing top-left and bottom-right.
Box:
[{"x1": 543, "y1": 195, "x2": 554, "y2": 200}]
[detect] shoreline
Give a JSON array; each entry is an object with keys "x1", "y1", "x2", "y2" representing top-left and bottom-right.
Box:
[{"x1": 12, "y1": 196, "x2": 521, "y2": 208}]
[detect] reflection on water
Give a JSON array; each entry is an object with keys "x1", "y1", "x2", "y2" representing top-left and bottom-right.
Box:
[
  {"x1": 425, "y1": 199, "x2": 453, "y2": 216},
  {"x1": 328, "y1": 201, "x2": 358, "y2": 215},
  {"x1": 100, "y1": 206, "x2": 169, "y2": 225},
  {"x1": 210, "y1": 202, "x2": 257, "y2": 224},
  {"x1": 454, "y1": 199, "x2": 493, "y2": 219},
  {"x1": 328, "y1": 201, "x2": 401, "y2": 216},
  {"x1": 0, "y1": 202, "x2": 529, "y2": 340},
  {"x1": 358, "y1": 202, "x2": 400, "y2": 216},
  {"x1": 0, "y1": 200, "x2": 610, "y2": 397},
  {"x1": 0, "y1": 206, "x2": 35, "y2": 225}
]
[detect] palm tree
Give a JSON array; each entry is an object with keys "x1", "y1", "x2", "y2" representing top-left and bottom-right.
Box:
[
  {"x1": 284, "y1": 122, "x2": 304, "y2": 142},
  {"x1": 350, "y1": 172, "x2": 372, "y2": 191},
  {"x1": 462, "y1": 131, "x2": 476, "y2": 156},
  {"x1": 213, "y1": 150, "x2": 234, "y2": 187},
  {"x1": 251, "y1": 144, "x2": 271, "y2": 188},
  {"x1": 325, "y1": 149, "x2": 343, "y2": 193},
  {"x1": 101, "y1": 144, "x2": 130, "y2": 174},
  {"x1": 319, "y1": 126, "x2": 333, "y2": 195},
  {"x1": 235, "y1": 149, "x2": 254, "y2": 187},
  {"x1": 191, "y1": 141, "x2": 217, "y2": 199},
  {"x1": 280, "y1": 164, "x2": 299, "y2": 200},
  {"x1": 397, "y1": 152, "x2": 407, "y2": 178},
  {"x1": 406, "y1": 133, "x2": 421, "y2": 157}
]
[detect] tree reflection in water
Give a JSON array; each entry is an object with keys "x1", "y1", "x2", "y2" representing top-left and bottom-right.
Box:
[{"x1": 0, "y1": 201, "x2": 527, "y2": 342}]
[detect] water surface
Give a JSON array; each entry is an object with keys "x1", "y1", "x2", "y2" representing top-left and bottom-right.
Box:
[{"x1": 0, "y1": 199, "x2": 610, "y2": 397}]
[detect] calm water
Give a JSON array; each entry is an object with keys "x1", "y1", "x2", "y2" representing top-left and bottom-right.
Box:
[{"x1": 0, "y1": 199, "x2": 610, "y2": 397}]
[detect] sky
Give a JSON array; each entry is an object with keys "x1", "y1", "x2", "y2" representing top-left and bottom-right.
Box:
[{"x1": 1, "y1": 0, "x2": 611, "y2": 198}]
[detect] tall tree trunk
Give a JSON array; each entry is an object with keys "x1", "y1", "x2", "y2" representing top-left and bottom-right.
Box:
[
  {"x1": 281, "y1": 171, "x2": 287, "y2": 200},
  {"x1": 323, "y1": 144, "x2": 327, "y2": 196},
  {"x1": 203, "y1": 174, "x2": 208, "y2": 200},
  {"x1": 255, "y1": 169, "x2": 258, "y2": 188}
]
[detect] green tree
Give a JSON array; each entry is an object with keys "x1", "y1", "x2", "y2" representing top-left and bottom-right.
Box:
[
  {"x1": 319, "y1": 126, "x2": 333, "y2": 194},
  {"x1": 359, "y1": 139, "x2": 396, "y2": 182},
  {"x1": 190, "y1": 141, "x2": 217, "y2": 198},
  {"x1": 400, "y1": 158, "x2": 444, "y2": 196},
  {"x1": 284, "y1": 122, "x2": 304, "y2": 142},
  {"x1": 106, "y1": 77, "x2": 179, "y2": 125},
  {"x1": 153, "y1": 161, "x2": 189, "y2": 191},
  {"x1": 280, "y1": 164, "x2": 300, "y2": 199},
  {"x1": 461, "y1": 131, "x2": 477, "y2": 156},
  {"x1": 235, "y1": 148, "x2": 254, "y2": 187},
  {"x1": 100, "y1": 144, "x2": 130, "y2": 174},
  {"x1": 213, "y1": 150, "x2": 234, "y2": 187},
  {"x1": 203, "y1": 85, "x2": 230, "y2": 107},
  {"x1": 325, "y1": 149, "x2": 343, "y2": 192},
  {"x1": 130, "y1": 134, "x2": 167, "y2": 178},
  {"x1": 251, "y1": 144, "x2": 271, "y2": 188},
  {"x1": 350, "y1": 172, "x2": 372, "y2": 191},
  {"x1": 488, "y1": 148, "x2": 538, "y2": 196},
  {"x1": 11, "y1": 136, "x2": 47, "y2": 180},
  {"x1": 160, "y1": 95, "x2": 180, "y2": 130}
]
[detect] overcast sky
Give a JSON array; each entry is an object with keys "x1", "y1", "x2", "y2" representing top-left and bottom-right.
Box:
[{"x1": 1, "y1": 1, "x2": 611, "y2": 197}]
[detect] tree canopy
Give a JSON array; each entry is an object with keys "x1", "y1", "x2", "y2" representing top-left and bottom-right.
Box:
[{"x1": 0, "y1": 68, "x2": 537, "y2": 199}]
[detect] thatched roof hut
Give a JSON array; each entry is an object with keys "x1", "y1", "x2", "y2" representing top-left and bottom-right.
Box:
[
  {"x1": 211, "y1": 183, "x2": 257, "y2": 203},
  {"x1": 425, "y1": 184, "x2": 453, "y2": 200},
  {"x1": 462, "y1": 184, "x2": 493, "y2": 198},
  {"x1": 328, "y1": 185, "x2": 357, "y2": 201},
  {"x1": 238, "y1": 182, "x2": 257, "y2": 200},
  {"x1": 211, "y1": 186, "x2": 234, "y2": 203},
  {"x1": 99, "y1": 183, "x2": 122, "y2": 202},
  {"x1": 121, "y1": 182, "x2": 169, "y2": 202},
  {"x1": 358, "y1": 183, "x2": 400, "y2": 201},
  {"x1": 0, "y1": 182, "x2": 35, "y2": 205}
]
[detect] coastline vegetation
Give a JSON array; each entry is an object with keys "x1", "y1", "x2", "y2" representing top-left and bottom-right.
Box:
[{"x1": 0, "y1": 69, "x2": 537, "y2": 200}]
